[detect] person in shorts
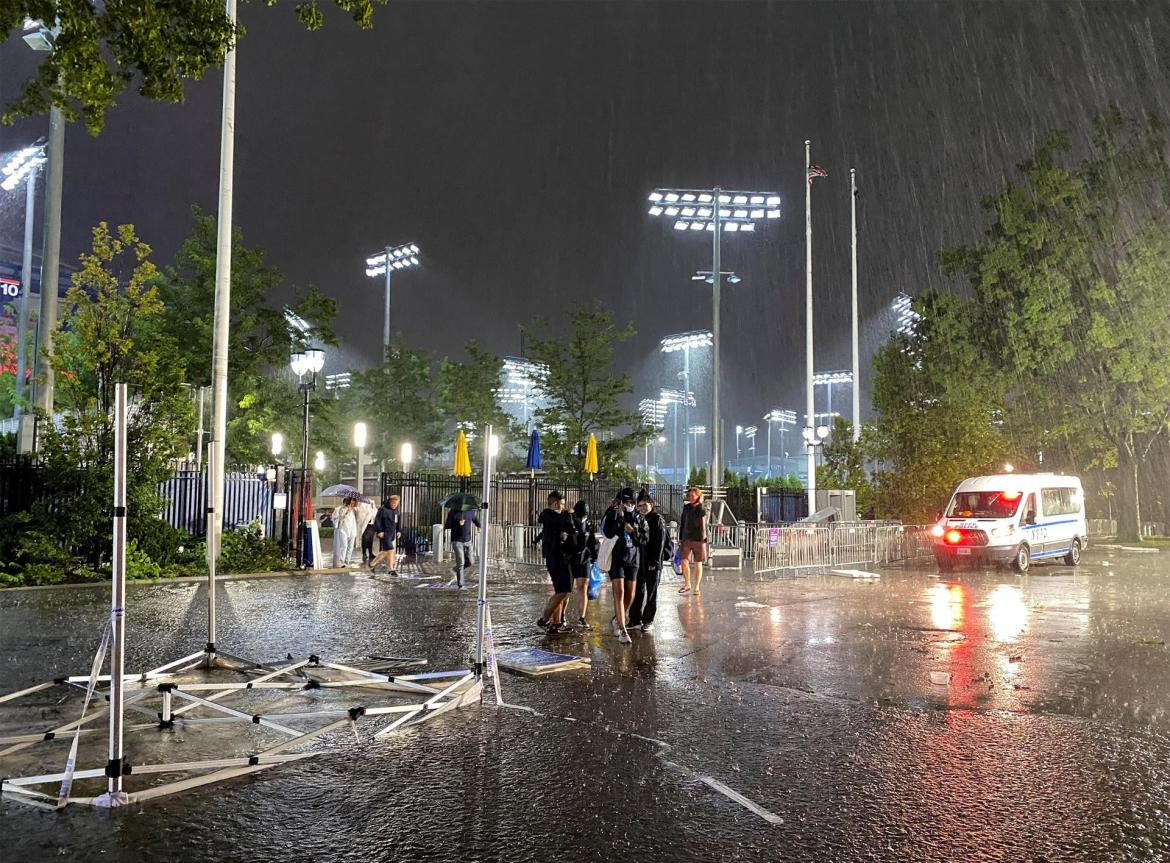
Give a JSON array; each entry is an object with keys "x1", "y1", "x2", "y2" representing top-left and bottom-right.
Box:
[
  {"x1": 679, "y1": 486, "x2": 708, "y2": 596},
  {"x1": 567, "y1": 500, "x2": 599, "y2": 629},
  {"x1": 602, "y1": 487, "x2": 646, "y2": 644},
  {"x1": 369, "y1": 495, "x2": 402, "y2": 574},
  {"x1": 535, "y1": 491, "x2": 574, "y2": 633}
]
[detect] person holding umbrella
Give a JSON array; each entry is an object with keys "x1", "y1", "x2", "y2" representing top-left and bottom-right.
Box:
[
  {"x1": 333, "y1": 497, "x2": 359, "y2": 567},
  {"x1": 443, "y1": 504, "x2": 479, "y2": 589}
]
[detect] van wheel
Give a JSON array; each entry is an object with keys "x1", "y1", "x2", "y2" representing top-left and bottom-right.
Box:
[
  {"x1": 1012, "y1": 544, "x2": 1031, "y2": 574},
  {"x1": 1064, "y1": 539, "x2": 1082, "y2": 567}
]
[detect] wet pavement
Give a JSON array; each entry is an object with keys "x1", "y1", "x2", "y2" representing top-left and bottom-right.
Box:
[{"x1": 4, "y1": 548, "x2": 1170, "y2": 861}]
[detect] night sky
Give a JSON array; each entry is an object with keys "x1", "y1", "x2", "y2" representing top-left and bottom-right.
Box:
[{"x1": 2, "y1": 1, "x2": 1168, "y2": 456}]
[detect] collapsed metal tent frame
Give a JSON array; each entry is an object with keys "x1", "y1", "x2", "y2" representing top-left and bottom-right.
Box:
[{"x1": 0, "y1": 399, "x2": 500, "y2": 809}]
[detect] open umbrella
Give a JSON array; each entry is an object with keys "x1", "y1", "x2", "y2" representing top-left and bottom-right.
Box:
[
  {"x1": 525, "y1": 429, "x2": 542, "y2": 477},
  {"x1": 440, "y1": 491, "x2": 481, "y2": 511},
  {"x1": 320, "y1": 483, "x2": 371, "y2": 502},
  {"x1": 584, "y1": 433, "x2": 599, "y2": 479},
  {"x1": 453, "y1": 430, "x2": 472, "y2": 477}
]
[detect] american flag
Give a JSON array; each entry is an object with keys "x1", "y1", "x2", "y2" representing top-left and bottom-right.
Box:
[{"x1": 807, "y1": 164, "x2": 828, "y2": 184}]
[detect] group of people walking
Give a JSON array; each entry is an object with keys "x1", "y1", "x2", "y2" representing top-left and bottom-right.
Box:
[
  {"x1": 331, "y1": 495, "x2": 403, "y2": 575},
  {"x1": 534, "y1": 486, "x2": 709, "y2": 644}
]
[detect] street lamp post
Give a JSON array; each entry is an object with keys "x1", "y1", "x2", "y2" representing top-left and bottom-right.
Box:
[
  {"x1": 659, "y1": 330, "x2": 711, "y2": 483},
  {"x1": 353, "y1": 422, "x2": 367, "y2": 496},
  {"x1": 401, "y1": 442, "x2": 413, "y2": 472},
  {"x1": 648, "y1": 187, "x2": 781, "y2": 500},
  {"x1": 2, "y1": 139, "x2": 46, "y2": 435},
  {"x1": 365, "y1": 242, "x2": 420, "y2": 352},
  {"x1": 291, "y1": 348, "x2": 325, "y2": 567},
  {"x1": 802, "y1": 423, "x2": 830, "y2": 512}
]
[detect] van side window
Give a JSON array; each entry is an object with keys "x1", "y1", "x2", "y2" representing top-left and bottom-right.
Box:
[
  {"x1": 1041, "y1": 487, "x2": 1077, "y2": 516},
  {"x1": 1021, "y1": 494, "x2": 1037, "y2": 525}
]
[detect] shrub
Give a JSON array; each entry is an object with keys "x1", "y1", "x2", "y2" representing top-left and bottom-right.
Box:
[
  {"x1": 217, "y1": 522, "x2": 288, "y2": 574},
  {"x1": 129, "y1": 518, "x2": 187, "y2": 567}
]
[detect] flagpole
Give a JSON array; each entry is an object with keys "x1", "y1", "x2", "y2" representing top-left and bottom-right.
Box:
[
  {"x1": 804, "y1": 140, "x2": 816, "y2": 517},
  {"x1": 850, "y1": 167, "x2": 860, "y2": 443}
]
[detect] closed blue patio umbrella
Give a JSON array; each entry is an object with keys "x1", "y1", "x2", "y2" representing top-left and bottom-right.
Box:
[{"x1": 525, "y1": 429, "x2": 542, "y2": 477}]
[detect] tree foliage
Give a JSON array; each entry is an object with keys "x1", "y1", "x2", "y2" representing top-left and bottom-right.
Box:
[
  {"x1": 154, "y1": 207, "x2": 337, "y2": 465},
  {"x1": 3, "y1": 0, "x2": 386, "y2": 134},
  {"x1": 39, "y1": 222, "x2": 193, "y2": 565},
  {"x1": 437, "y1": 340, "x2": 521, "y2": 440},
  {"x1": 522, "y1": 306, "x2": 647, "y2": 479},
  {"x1": 816, "y1": 417, "x2": 876, "y2": 517}
]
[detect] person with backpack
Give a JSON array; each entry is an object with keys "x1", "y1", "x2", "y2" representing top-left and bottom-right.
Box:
[
  {"x1": 567, "y1": 499, "x2": 599, "y2": 629},
  {"x1": 534, "y1": 491, "x2": 574, "y2": 633},
  {"x1": 628, "y1": 493, "x2": 670, "y2": 632},
  {"x1": 602, "y1": 487, "x2": 646, "y2": 644}
]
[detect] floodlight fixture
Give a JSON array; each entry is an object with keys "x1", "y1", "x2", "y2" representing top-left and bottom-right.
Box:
[
  {"x1": 764, "y1": 409, "x2": 797, "y2": 425},
  {"x1": 658, "y1": 330, "x2": 713, "y2": 353},
  {"x1": 0, "y1": 140, "x2": 46, "y2": 192},
  {"x1": 365, "y1": 241, "x2": 421, "y2": 349},
  {"x1": 813, "y1": 370, "x2": 853, "y2": 385},
  {"x1": 692, "y1": 271, "x2": 741, "y2": 285},
  {"x1": 648, "y1": 188, "x2": 780, "y2": 232}
]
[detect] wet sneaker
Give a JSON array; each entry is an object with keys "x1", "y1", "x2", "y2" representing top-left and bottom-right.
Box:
[
  {"x1": 617, "y1": 631, "x2": 632, "y2": 644},
  {"x1": 551, "y1": 623, "x2": 574, "y2": 634},
  {"x1": 640, "y1": 623, "x2": 654, "y2": 633},
  {"x1": 578, "y1": 617, "x2": 593, "y2": 630},
  {"x1": 610, "y1": 617, "x2": 620, "y2": 636},
  {"x1": 627, "y1": 622, "x2": 641, "y2": 631},
  {"x1": 536, "y1": 618, "x2": 549, "y2": 631}
]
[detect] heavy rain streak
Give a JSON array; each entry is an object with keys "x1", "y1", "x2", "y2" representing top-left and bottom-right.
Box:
[{"x1": 1, "y1": 1, "x2": 1170, "y2": 861}]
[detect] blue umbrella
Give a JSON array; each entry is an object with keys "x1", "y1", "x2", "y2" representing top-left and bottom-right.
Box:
[{"x1": 525, "y1": 429, "x2": 542, "y2": 474}]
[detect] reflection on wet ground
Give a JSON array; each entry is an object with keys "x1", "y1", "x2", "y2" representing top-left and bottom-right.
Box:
[{"x1": 3, "y1": 549, "x2": 1170, "y2": 861}]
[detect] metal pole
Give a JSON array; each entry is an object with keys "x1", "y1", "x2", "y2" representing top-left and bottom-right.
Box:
[
  {"x1": 850, "y1": 167, "x2": 860, "y2": 442},
  {"x1": 383, "y1": 246, "x2": 392, "y2": 351},
  {"x1": 672, "y1": 396, "x2": 679, "y2": 482},
  {"x1": 767, "y1": 421, "x2": 772, "y2": 476},
  {"x1": 33, "y1": 106, "x2": 64, "y2": 422},
  {"x1": 474, "y1": 424, "x2": 493, "y2": 675},
  {"x1": 105, "y1": 382, "x2": 128, "y2": 802},
  {"x1": 13, "y1": 170, "x2": 37, "y2": 421},
  {"x1": 195, "y1": 386, "x2": 205, "y2": 471},
  {"x1": 298, "y1": 383, "x2": 310, "y2": 567},
  {"x1": 805, "y1": 140, "x2": 817, "y2": 516},
  {"x1": 711, "y1": 188, "x2": 722, "y2": 498},
  {"x1": 206, "y1": 0, "x2": 237, "y2": 655},
  {"x1": 683, "y1": 347, "x2": 691, "y2": 482}
]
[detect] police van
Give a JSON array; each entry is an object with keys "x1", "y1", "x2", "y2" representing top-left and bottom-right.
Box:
[{"x1": 932, "y1": 474, "x2": 1087, "y2": 573}]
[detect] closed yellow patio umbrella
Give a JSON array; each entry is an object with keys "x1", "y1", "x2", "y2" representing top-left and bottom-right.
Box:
[
  {"x1": 584, "y1": 433, "x2": 599, "y2": 479},
  {"x1": 453, "y1": 430, "x2": 472, "y2": 477}
]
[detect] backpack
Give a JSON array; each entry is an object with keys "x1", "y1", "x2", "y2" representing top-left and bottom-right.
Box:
[{"x1": 655, "y1": 513, "x2": 674, "y2": 561}]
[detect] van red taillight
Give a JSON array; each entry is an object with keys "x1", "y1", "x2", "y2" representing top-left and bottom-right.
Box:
[{"x1": 945, "y1": 530, "x2": 963, "y2": 545}]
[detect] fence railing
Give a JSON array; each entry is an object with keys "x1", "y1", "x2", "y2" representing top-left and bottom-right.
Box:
[{"x1": 753, "y1": 523, "x2": 934, "y2": 573}]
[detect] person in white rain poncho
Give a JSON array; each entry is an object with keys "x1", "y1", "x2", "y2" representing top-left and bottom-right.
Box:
[{"x1": 333, "y1": 498, "x2": 359, "y2": 567}]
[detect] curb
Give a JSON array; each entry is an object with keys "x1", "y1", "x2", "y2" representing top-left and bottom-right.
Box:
[{"x1": 1, "y1": 566, "x2": 358, "y2": 593}]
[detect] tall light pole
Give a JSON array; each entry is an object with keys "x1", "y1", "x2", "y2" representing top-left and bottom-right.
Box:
[
  {"x1": 21, "y1": 20, "x2": 64, "y2": 429},
  {"x1": 744, "y1": 426, "x2": 758, "y2": 466},
  {"x1": 647, "y1": 186, "x2": 781, "y2": 499},
  {"x1": 764, "y1": 409, "x2": 796, "y2": 476},
  {"x1": 850, "y1": 168, "x2": 861, "y2": 442},
  {"x1": 2, "y1": 139, "x2": 46, "y2": 437},
  {"x1": 735, "y1": 425, "x2": 743, "y2": 459},
  {"x1": 500, "y1": 356, "x2": 548, "y2": 432},
  {"x1": 802, "y1": 423, "x2": 830, "y2": 511},
  {"x1": 365, "y1": 242, "x2": 420, "y2": 352},
  {"x1": 291, "y1": 348, "x2": 325, "y2": 567},
  {"x1": 639, "y1": 398, "x2": 668, "y2": 482},
  {"x1": 353, "y1": 421, "x2": 367, "y2": 495},
  {"x1": 659, "y1": 330, "x2": 710, "y2": 483}
]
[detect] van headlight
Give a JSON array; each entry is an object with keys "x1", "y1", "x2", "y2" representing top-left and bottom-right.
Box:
[{"x1": 990, "y1": 526, "x2": 1015, "y2": 538}]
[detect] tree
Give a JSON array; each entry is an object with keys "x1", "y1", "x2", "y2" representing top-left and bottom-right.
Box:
[
  {"x1": 437, "y1": 340, "x2": 521, "y2": 440},
  {"x1": 154, "y1": 207, "x2": 337, "y2": 465},
  {"x1": 522, "y1": 306, "x2": 648, "y2": 479},
  {"x1": 867, "y1": 291, "x2": 1008, "y2": 523},
  {"x1": 338, "y1": 342, "x2": 445, "y2": 471},
  {"x1": 940, "y1": 110, "x2": 1170, "y2": 539},
  {"x1": 816, "y1": 417, "x2": 876, "y2": 517},
  {"x1": 39, "y1": 222, "x2": 193, "y2": 564},
  {"x1": 3, "y1": 1, "x2": 385, "y2": 134}
]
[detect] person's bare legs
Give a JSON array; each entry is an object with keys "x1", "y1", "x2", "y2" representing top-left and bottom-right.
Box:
[
  {"x1": 692, "y1": 560, "x2": 704, "y2": 596},
  {"x1": 623, "y1": 576, "x2": 637, "y2": 623},
  {"x1": 575, "y1": 578, "x2": 590, "y2": 621},
  {"x1": 680, "y1": 556, "x2": 692, "y2": 593},
  {"x1": 611, "y1": 578, "x2": 628, "y2": 636}
]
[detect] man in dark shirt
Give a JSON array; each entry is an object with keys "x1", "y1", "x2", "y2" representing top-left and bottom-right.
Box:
[
  {"x1": 369, "y1": 495, "x2": 402, "y2": 575},
  {"x1": 679, "y1": 486, "x2": 708, "y2": 595},
  {"x1": 443, "y1": 506, "x2": 479, "y2": 588},
  {"x1": 534, "y1": 491, "x2": 573, "y2": 633}
]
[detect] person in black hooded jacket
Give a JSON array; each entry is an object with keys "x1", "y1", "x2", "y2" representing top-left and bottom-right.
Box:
[
  {"x1": 567, "y1": 500, "x2": 599, "y2": 629},
  {"x1": 628, "y1": 494, "x2": 668, "y2": 632}
]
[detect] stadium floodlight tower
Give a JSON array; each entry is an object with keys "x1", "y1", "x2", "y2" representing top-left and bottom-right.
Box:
[
  {"x1": 365, "y1": 242, "x2": 420, "y2": 351},
  {"x1": 763, "y1": 409, "x2": 797, "y2": 474},
  {"x1": 638, "y1": 398, "x2": 669, "y2": 479},
  {"x1": 813, "y1": 370, "x2": 853, "y2": 421},
  {"x1": 659, "y1": 329, "x2": 711, "y2": 484},
  {"x1": 2, "y1": 139, "x2": 46, "y2": 434},
  {"x1": 658, "y1": 386, "x2": 696, "y2": 483},
  {"x1": 647, "y1": 186, "x2": 780, "y2": 499},
  {"x1": 499, "y1": 356, "x2": 548, "y2": 432}
]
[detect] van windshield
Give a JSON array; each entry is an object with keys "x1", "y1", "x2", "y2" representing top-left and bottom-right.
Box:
[{"x1": 947, "y1": 491, "x2": 1022, "y2": 519}]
